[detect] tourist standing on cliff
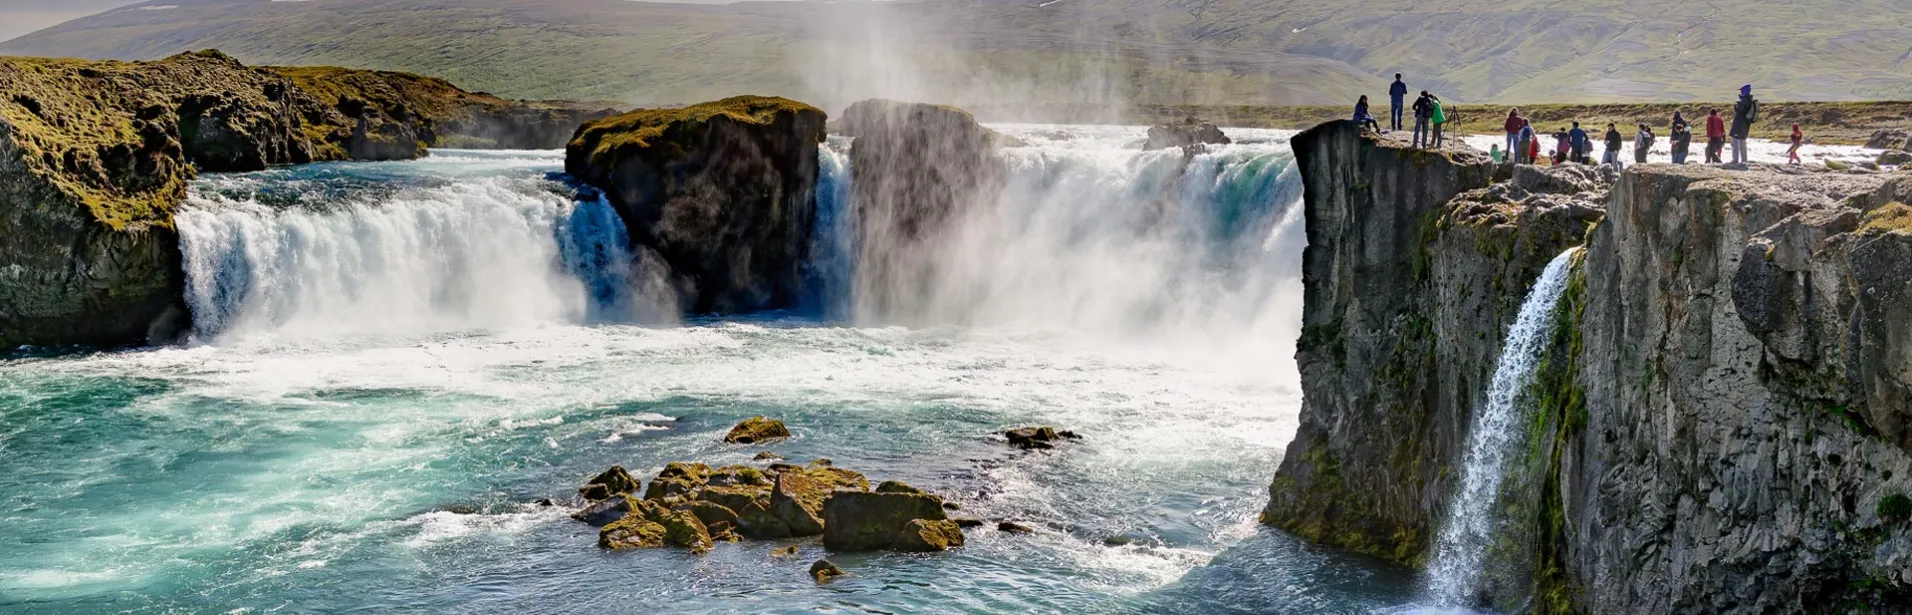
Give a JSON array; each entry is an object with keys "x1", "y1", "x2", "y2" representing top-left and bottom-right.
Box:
[
  {"x1": 1604, "y1": 122, "x2": 1625, "y2": 170},
  {"x1": 1634, "y1": 124, "x2": 1655, "y2": 164},
  {"x1": 1787, "y1": 123, "x2": 1804, "y2": 164},
  {"x1": 1411, "y1": 91, "x2": 1433, "y2": 148},
  {"x1": 1706, "y1": 109, "x2": 1727, "y2": 163},
  {"x1": 1671, "y1": 123, "x2": 1692, "y2": 164},
  {"x1": 1354, "y1": 95, "x2": 1380, "y2": 132},
  {"x1": 1517, "y1": 120, "x2": 1537, "y2": 164},
  {"x1": 1390, "y1": 74, "x2": 1409, "y2": 131},
  {"x1": 1504, "y1": 109, "x2": 1524, "y2": 158},
  {"x1": 1671, "y1": 110, "x2": 1689, "y2": 132},
  {"x1": 1429, "y1": 94, "x2": 1448, "y2": 148},
  {"x1": 1731, "y1": 85, "x2": 1759, "y2": 164},
  {"x1": 1569, "y1": 122, "x2": 1590, "y2": 163}
]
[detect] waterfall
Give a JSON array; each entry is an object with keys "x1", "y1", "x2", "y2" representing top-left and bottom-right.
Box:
[
  {"x1": 814, "y1": 126, "x2": 1308, "y2": 347},
  {"x1": 1424, "y1": 248, "x2": 1581, "y2": 605},
  {"x1": 802, "y1": 139, "x2": 857, "y2": 318},
  {"x1": 177, "y1": 158, "x2": 662, "y2": 341}
]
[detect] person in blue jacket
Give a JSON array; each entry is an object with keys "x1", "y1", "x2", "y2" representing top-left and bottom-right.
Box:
[
  {"x1": 1389, "y1": 74, "x2": 1408, "y2": 131},
  {"x1": 1568, "y1": 122, "x2": 1590, "y2": 163},
  {"x1": 1353, "y1": 95, "x2": 1380, "y2": 132}
]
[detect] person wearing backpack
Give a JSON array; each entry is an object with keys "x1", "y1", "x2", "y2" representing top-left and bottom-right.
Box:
[
  {"x1": 1731, "y1": 84, "x2": 1759, "y2": 164},
  {"x1": 1411, "y1": 91, "x2": 1433, "y2": 148},
  {"x1": 1517, "y1": 119, "x2": 1537, "y2": 164},
  {"x1": 1635, "y1": 124, "x2": 1655, "y2": 164}
]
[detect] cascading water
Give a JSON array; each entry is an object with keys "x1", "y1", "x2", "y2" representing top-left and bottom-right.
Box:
[
  {"x1": 820, "y1": 124, "x2": 1308, "y2": 349},
  {"x1": 1423, "y1": 248, "x2": 1582, "y2": 606},
  {"x1": 176, "y1": 150, "x2": 666, "y2": 341},
  {"x1": 802, "y1": 137, "x2": 858, "y2": 318}
]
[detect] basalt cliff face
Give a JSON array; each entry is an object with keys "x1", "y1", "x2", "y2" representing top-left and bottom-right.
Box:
[
  {"x1": 1266, "y1": 120, "x2": 1912, "y2": 612},
  {"x1": 0, "y1": 50, "x2": 612, "y2": 348},
  {"x1": 564, "y1": 96, "x2": 827, "y2": 314}
]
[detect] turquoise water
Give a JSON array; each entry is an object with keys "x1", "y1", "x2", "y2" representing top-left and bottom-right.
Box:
[{"x1": 1, "y1": 131, "x2": 1424, "y2": 613}]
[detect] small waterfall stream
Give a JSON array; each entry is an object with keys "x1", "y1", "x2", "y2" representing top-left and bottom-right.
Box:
[{"x1": 1424, "y1": 248, "x2": 1581, "y2": 606}]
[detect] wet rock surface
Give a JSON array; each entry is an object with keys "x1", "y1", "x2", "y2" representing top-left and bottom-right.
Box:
[
  {"x1": 565, "y1": 96, "x2": 827, "y2": 314},
  {"x1": 724, "y1": 416, "x2": 791, "y2": 444},
  {"x1": 1144, "y1": 117, "x2": 1231, "y2": 152}
]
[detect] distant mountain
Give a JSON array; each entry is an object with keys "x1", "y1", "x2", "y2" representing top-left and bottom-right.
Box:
[{"x1": 4, "y1": 0, "x2": 1909, "y2": 109}]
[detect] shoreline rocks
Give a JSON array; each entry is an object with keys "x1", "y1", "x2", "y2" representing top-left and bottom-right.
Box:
[
  {"x1": 725, "y1": 417, "x2": 791, "y2": 444},
  {"x1": 564, "y1": 96, "x2": 826, "y2": 314},
  {"x1": 1004, "y1": 426, "x2": 1080, "y2": 449}
]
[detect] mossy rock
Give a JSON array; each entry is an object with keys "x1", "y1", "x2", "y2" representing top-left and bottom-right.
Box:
[
  {"x1": 567, "y1": 96, "x2": 822, "y2": 175},
  {"x1": 724, "y1": 417, "x2": 792, "y2": 444},
  {"x1": 809, "y1": 559, "x2": 847, "y2": 584},
  {"x1": 644, "y1": 462, "x2": 713, "y2": 500},
  {"x1": 579, "y1": 465, "x2": 641, "y2": 500},
  {"x1": 892, "y1": 519, "x2": 966, "y2": 552},
  {"x1": 820, "y1": 489, "x2": 953, "y2": 551}
]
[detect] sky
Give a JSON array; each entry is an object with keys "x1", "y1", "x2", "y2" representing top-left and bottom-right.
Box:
[{"x1": 0, "y1": 0, "x2": 140, "y2": 42}]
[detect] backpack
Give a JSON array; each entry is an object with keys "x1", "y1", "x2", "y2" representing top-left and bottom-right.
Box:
[{"x1": 1747, "y1": 99, "x2": 1759, "y2": 123}]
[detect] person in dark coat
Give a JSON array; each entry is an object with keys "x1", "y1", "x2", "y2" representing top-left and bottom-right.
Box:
[
  {"x1": 1411, "y1": 91, "x2": 1433, "y2": 148},
  {"x1": 1353, "y1": 95, "x2": 1380, "y2": 132},
  {"x1": 1670, "y1": 123, "x2": 1693, "y2": 164},
  {"x1": 1731, "y1": 84, "x2": 1759, "y2": 164},
  {"x1": 1604, "y1": 122, "x2": 1625, "y2": 170}
]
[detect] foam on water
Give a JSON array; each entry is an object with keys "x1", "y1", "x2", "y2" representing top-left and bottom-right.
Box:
[{"x1": 0, "y1": 128, "x2": 1387, "y2": 614}]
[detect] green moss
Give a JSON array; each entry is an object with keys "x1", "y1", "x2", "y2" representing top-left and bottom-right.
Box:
[
  {"x1": 570, "y1": 96, "x2": 821, "y2": 172},
  {"x1": 1411, "y1": 208, "x2": 1443, "y2": 282},
  {"x1": 1880, "y1": 493, "x2": 1912, "y2": 524},
  {"x1": 1859, "y1": 202, "x2": 1912, "y2": 234}
]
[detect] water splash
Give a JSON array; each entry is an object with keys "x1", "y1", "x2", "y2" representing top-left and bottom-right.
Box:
[
  {"x1": 1424, "y1": 248, "x2": 1580, "y2": 606},
  {"x1": 821, "y1": 125, "x2": 1308, "y2": 350},
  {"x1": 177, "y1": 155, "x2": 663, "y2": 341}
]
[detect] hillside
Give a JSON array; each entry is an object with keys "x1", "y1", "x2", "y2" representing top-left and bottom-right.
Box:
[{"x1": 7, "y1": 0, "x2": 1908, "y2": 108}]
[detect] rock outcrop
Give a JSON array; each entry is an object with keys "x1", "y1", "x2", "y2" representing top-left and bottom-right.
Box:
[
  {"x1": 820, "y1": 481, "x2": 962, "y2": 552},
  {"x1": 1266, "y1": 119, "x2": 1912, "y2": 612},
  {"x1": 0, "y1": 50, "x2": 615, "y2": 349},
  {"x1": 565, "y1": 96, "x2": 826, "y2": 314},
  {"x1": 1144, "y1": 117, "x2": 1230, "y2": 152},
  {"x1": 724, "y1": 416, "x2": 791, "y2": 444},
  {"x1": 837, "y1": 99, "x2": 1008, "y2": 322}
]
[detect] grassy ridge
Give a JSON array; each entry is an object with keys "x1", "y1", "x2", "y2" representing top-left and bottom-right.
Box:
[{"x1": 7, "y1": 0, "x2": 1908, "y2": 108}]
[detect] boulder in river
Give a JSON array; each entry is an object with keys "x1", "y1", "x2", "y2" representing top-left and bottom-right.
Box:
[
  {"x1": 578, "y1": 465, "x2": 641, "y2": 500},
  {"x1": 820, "y1": 481, "x2": 960, "y2": 551},
  {"x1": 724, "y1": 416, "x2": 791, "y2": 444},
  {"x1": 1005, "y1": 426, "x2": 1077, "y2": 449},
  {"x1": 1864, "y1": 129, "x2": 1911, "y2": 150},
  {"x1": 572, "y1": 495, "x2": 634, "y2": 526},
  {"x1": 564, "y1": 96, "x2": 827, "y2": 314},
  {"x1": 770, "y1": 462, "x2": 869, "y2": 536},
  {"x1": 598, "y1": 498, "x2": 714, "y2": 554},
  {"x1": 809, "y1": 559, "x2": 847, "y2": 583},
  {"x1": 1879, "y1": 150, "x2": 1912, "y2": 167},
  {"x1": 1144, "y1": 117, "x2": 1231, "y2": 152}
]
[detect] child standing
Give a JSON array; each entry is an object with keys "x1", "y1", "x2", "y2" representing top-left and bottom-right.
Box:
[{"x1": 1787, "y1": 123, "x2": 1804, "y2": 165}]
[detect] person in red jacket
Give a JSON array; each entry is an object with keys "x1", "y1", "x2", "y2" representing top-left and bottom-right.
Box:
[
  {"x1": 1504, "y1": 109, "x2": 1524, "y2": 161},
  {"x1": 1705, "y1": 109, "x2": 1727, "y2": 163}
]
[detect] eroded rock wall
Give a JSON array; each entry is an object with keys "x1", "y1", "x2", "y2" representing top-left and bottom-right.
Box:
[{"x1": 1267, "y1": 118, "x2": 1912, "y2": 613}]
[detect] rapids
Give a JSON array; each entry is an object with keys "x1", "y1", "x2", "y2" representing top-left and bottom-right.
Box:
[{"x1": 0, "y1": 128, "x2": 1427, "y2": 613}]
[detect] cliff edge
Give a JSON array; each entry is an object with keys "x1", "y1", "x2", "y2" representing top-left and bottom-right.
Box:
[{"x1": 1266, "y1": 119, "x2": 1912, "y2": 612}]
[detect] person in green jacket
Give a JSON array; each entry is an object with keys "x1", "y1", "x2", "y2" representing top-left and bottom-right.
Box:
[{"x1": 1429, "y1": 94, "x2": 1448, "y2": 148}]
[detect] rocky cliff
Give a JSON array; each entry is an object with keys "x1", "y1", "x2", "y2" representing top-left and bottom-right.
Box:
[
  {"x1": 836, "y1": 99, "x2": 1009, "y2": 323},
  {"x1": 1266, "y1": 119, "x2": 1912, "y2": 612},
  {"x1": 0, "y1": 50, "x2": 612, "y2": 348},
  {"x1": 564, "y1": 96, "x2": 826, "y2": 314}
]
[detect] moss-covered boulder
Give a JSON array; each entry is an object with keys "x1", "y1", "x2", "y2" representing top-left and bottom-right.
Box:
[
  {"x1": 572, "y1": 494, "x2": 635, "y2": 526},
  {"x1": 820, "y1": 483, "x2": 960, "y2": 552},
  {"x1": 578, "y1": 465, "x2": 641, "y2": 500},
  {"x1": 564, "y1": 96, "x2": 826, "y2": 314},
  {"x1": 769, "y1": 461, "x2": 869, "y2": 536},
  {"x1": 598, "y1": 498, "x2": 714, "y2": 553},
  {"x1": 643, "y1": 462, "x2": 713, "y2": 501},
  {"x1": 724, "y1": 416, "x2": 791, "y2": 444},
  {"x1": 809, "y1": 559, "x2": 847, "y2": 584}
]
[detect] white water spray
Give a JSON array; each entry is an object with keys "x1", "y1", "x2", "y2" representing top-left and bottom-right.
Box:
[
  {"x1": 177, "y1": 157, "x2": 667, "y2": 341},
  {"x1": 1424, "y1": 248, "x2": 1580, "y2": 606}
]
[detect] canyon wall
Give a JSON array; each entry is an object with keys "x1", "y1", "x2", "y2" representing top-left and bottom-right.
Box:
[{"x1": 1266, "y1": 120, "x2": 1912, "y2": 612}]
